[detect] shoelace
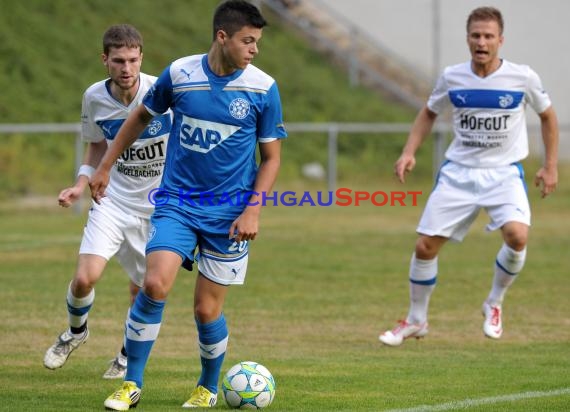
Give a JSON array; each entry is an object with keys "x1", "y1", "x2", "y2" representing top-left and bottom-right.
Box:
[
  {"x1": 111, "y1": 384, "x2": 133, "y2": 400},
  {"x1": 490, "y1": 307, "x2": 501, "y2": 326},
  {"x1": 108, "y1": 361, "x2": 121, "y2": 373},
  {"x1": 53, "y1": 337, "x2": 72, "y2": 355},
  {"x1": 111, "y1": 389, "x2": 124, "y2": 400},
  {"x1": 190, "y1": 388, "x2": 209, "y2": 405},
  {"x1": 391, "y1": 320, "x2": 409, "y2": 334},
  {"x1": 53, "y1": 346, "x2": 68, "y2": 355}
]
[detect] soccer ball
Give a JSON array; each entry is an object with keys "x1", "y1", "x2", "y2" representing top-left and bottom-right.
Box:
[{"x1": 222, "y1": 361, "x2": 276, "y2": 409}]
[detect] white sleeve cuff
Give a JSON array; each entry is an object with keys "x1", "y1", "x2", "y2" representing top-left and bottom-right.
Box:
[{"x1": 77, "y1": 164, "x2": 95, "y2": 179}]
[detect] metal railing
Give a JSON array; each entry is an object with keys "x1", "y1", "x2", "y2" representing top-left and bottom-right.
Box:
[
  {"x1": 285, "y1": 122, "x2": 453, "y2": 190},
  {"x1": 0, "y1": 122, "x2": 443, "y2": 206},
  {"x1": 0, "y1": 123, "x2": 84, "y2": 212},
  {"x1": 1, "y1": 121, "x2": 563, "y2": 212}
]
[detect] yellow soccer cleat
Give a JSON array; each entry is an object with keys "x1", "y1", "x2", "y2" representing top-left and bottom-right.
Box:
[
  {"x1": 182, "y1": 385, "x2": 217, "y2": 408},
  {"x1": 104, "y1": 381, "x2": 141, "y2": 411}
]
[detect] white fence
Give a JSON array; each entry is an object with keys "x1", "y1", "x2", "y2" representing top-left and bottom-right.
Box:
[{"x1": 0, "y1": 121, "x2": 449, "y2": 190}]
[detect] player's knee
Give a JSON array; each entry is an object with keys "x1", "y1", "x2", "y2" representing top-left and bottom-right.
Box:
[
  {"x1": 71, "y1": 273, "x2": 96, "y2": 294},
  {"x1": 415, "y1": 237, "x2": 442, "y2": 260},
  {"x1": 505, "y1": 232, "x2": 527, "y2": 250},
  {"x1": 194, "y1": 302, "x2": 222, "y2": 324},
  {"x1": 502, "y1": 224, "x2": 528, "y2": 250},
  {"x1": 142, "y1": 277, "x2": 168, "y2": 300}
]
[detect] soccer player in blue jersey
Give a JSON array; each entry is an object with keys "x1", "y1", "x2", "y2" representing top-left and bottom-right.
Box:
[
  {"x1": 90, "y1": 1, "x2": 287, "y2": 409},
  {"x1": 43, "y1": 25, "x2": 170, "y2": 379},
  {"x1": 379, "y1": 7, "x2": 559, "y2": 346}
]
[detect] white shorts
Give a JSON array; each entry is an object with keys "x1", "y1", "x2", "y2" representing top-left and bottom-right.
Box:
[
  {"x1": 79, "y1": 197, "x2": 149, "y2": 287},
  {"x1": 417, "y1": 161, "x2": 531, "y2": 242}
]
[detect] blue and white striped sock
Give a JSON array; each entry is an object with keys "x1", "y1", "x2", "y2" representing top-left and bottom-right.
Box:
[
  {"x1": 66, "y1": 284, "x2": 94, "y2": 336},
  {"x1": 125, "y1": 291, "x2": 165, "y2": 388},
  {"x1": 196, "y1": 314, "x2": 229, "y2": 394}
]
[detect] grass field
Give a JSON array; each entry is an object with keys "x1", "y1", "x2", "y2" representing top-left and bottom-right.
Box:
[{"x1": 0, "y1": 166, "x2": 569, "y2": 411}]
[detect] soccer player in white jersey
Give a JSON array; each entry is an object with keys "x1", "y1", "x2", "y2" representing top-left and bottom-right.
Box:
[
  {"x1": 379, "y1": 7, "x2": 558, "y2": 346},
  {"x1": 90, "y1": 2, "x2": 287, "y2": 410},
  {"x1": 43, "y1": 24, "x2": 171, "y2": 378}
]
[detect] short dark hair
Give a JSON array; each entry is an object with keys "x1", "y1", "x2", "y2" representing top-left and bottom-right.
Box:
[
  {"x1": 212, "y1": 0, "x2": 267, "y2": 41},
  {"x1": 467, "y1": 7, "x2": 504, "y2": 35},
  {"x1": 102, "y1": 24, "x2": 143, "y2": 55}
]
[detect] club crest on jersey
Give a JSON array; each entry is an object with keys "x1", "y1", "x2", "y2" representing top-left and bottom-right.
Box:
[
  {"x1": 229, "y1": 98, "x2": 250, "y2": 119},
  {"x1": 147, "y1": 119, "x2": 163, "y2": 136},
  {"x1": 499, "y1": 94, "x2": 514, "y2": 108},
  {"x1": 180, "y1": 115, "x2": 241, "y2": 153}
]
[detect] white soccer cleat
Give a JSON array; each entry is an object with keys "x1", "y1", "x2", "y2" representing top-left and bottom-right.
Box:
[
  {"x1": 379, "y1": 320, "x2": 428, "y2": 346},
  {"x1": 482, "y1": 302, "x2": 503, "y2": 339},
  {"x1": 103, "y1": 353, "x2": 127, "y2": 379},
  {"x1": 43, "y1": 329, "x2": 89, "y2": 369}
]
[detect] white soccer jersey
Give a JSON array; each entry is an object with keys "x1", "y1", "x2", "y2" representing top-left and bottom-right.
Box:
[
  {"x1": 81, "y1": 73, "x2": 171, "y2": 217},
  {"x1": 428, "y1": 59, "x2": 552, "y2": 167}
]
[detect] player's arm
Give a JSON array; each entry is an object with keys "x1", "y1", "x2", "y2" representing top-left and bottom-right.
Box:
[
  {"x1": 58, "y1": 139, "x2": 108, "y2": 208},
  {"x1": 229, "y1": 139, "x2": 282, "y2": 242},
  {"x1": 89, "y1": 104, "x2": 153, "y2": 203},
  {"x1": 534, "y1": 106, "x2": 559, "y2": 198},
  {"x1": 394, "y1": 106, "x2": 437, "y2": 183}
]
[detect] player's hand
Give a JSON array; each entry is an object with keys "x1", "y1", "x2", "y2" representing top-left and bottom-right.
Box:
[
  {"x1": 534, "y1": 166, "x2": 558, "y2": 198},
  {"x1": 229, "y1": 208, "x2": 260, "y2": 242},
  {"x1": 58, "y1": 186, "x2": 83, "y2": 208},
  {"x1": 89, "y1": 168, "x2": 110, "y2": 204},
  {"x1": 394, "y1": 153, "x2": 416, "y2": 183}
]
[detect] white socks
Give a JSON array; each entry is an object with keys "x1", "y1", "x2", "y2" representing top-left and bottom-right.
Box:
[
  {"x1": 406, "y1": 253, "x2": 438, "y2": 325},
  {"x1": 487, "y1": 244, "x2": 526, "y2": 306}
]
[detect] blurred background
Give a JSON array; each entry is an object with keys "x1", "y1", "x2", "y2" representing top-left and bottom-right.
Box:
[{"x1": 0, "y1": 0, "x2": 567, "y2": 204}]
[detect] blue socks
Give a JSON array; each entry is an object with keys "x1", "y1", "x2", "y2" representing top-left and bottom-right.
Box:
[
  {"x1": 122, "y1": 292, "x2": 228, "y2": 393},
  {"x1": 196, "y1": 314, "x2": 229, "y2": 394},
  {"x1": 124, "y1": 291, "x2": 165, "y2": 388}
]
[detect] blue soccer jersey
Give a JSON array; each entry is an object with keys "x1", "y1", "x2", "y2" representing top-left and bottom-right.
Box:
[{"x1": 143, "y1": 54, "x2": 287, "y2": 219}]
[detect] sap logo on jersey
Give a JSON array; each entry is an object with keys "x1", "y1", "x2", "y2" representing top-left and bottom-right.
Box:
[{"x1": 179, "y1": 115, "x2": 241, "y2": 153}]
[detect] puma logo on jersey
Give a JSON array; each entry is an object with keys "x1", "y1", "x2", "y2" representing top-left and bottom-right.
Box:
[
  {"x1": 179, "y1": 115, "x2": 241, "y2": 153},
  {"x1": 101, "y1": 124, "x2": 113, "y2": 137},
  {"x1": 180, "y1": 68, "x2": 193, "y2": 80}
]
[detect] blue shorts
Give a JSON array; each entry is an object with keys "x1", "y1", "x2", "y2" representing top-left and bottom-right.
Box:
[{"x1": 146, "y1": 204, "x2": 249, "y2": 285}]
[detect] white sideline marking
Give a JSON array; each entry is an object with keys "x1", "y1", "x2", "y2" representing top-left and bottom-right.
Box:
[{"x1": 385, "y1": 387, "x2": 570, "y2": 412}]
